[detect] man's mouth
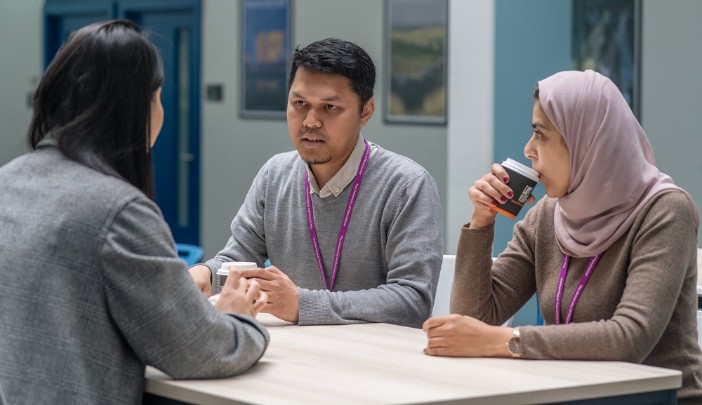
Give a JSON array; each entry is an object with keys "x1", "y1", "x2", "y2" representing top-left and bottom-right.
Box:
[{"x1": 301, "y1": 134, "x2": 325, "y2": 144}]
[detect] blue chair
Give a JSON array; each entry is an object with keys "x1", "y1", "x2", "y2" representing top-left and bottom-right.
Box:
[{"x1": 176, "y1": 243, "x2": 204, "y2": 266}]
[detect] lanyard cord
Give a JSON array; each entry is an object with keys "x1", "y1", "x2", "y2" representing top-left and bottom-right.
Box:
[
  {"x1": 554, "y1": 253, "x2": 602, "y2": 325},
  {"x1": 304, "y1": 140, "x2": 371, "y2": 291}
]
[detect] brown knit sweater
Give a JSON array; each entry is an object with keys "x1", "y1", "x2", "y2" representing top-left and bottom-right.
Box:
[{"x1": 452, "y1": 190, "x2": 702, "y2": 403}]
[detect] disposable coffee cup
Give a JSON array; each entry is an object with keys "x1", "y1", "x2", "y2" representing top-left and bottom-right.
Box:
[
  {"x1": 490, "y1": 158, "x2": 539, "y2": 219},
  {"x1": 216, "y1": 262, "x2": 257, "y2": 293}
]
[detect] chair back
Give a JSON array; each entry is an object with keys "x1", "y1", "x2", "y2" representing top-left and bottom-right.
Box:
[{"x1": 176, "y1": 243, "x2": 204, "y2": 267}]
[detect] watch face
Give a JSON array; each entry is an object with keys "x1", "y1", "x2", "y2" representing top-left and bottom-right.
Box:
[{"x1": 508, "y1": 337, "x2": 521, "y2": 357}]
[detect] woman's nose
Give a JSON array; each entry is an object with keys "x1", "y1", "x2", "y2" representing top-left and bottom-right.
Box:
[{"x1": 524, "y1": 135, "x2": 536, "y2": 160}]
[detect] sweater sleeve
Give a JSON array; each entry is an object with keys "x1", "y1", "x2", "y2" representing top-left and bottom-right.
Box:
[
  {"x1": 520, "y1": 192, "x2": 698, "y2": 361},
  {"x1": 450, "y1": 201, "x2": 541, "y2": 326},
  {"x1": 204, "y1": 161, "x2": 271, "y2": 292},
  {"x1": 100, "y1": 197, "x2": 269, "y2": 379},
  {"x1": 298, "y1": 171, "x2": 444, "y2": 328}
]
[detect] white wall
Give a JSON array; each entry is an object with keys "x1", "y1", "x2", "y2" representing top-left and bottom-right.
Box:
[
  {"x1": 0, "y1": 0, "x2": 43, "y2": 165},
  {"x1": 641, "y1": 0, "x2": 702, "y2": 245},
  {"x1": 445, "y1": 0, "x2": 494, "y2": 254}
]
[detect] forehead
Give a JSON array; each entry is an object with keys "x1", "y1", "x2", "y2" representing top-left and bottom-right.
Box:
[
  {"x1": 532, "y1": 101, "x2": 555, "y2": 130},
  {"x1": 290, "y1": 68, "x2": 356, "y2": 98}
]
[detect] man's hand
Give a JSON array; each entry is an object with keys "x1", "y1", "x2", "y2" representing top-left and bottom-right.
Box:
[
  {"x1": 240, "y1": 266, "x2": 299, "y2": 323},
  {"x1": 188, "y1": 264, "x2": 212, "y2": 297}
]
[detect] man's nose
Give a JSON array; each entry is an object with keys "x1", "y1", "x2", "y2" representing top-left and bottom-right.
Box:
[{"x1": 303, "y1": 110, "x2": 321, "y2": 128}]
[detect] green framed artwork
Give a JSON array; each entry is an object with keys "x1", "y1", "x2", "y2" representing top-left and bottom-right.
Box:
[
  {"x1": 572, "y1": 0, "x2": 641, "y2": 117},
  {"x1": 385, "y1": 0, "x2": 448, "y2": 125}
]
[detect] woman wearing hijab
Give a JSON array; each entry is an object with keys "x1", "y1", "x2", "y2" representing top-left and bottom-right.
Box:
[
  {"x1": 422, "y1": 70, "x2": 701, "y2": 403},
  {"x1": 0, "y1": 20, "x2": 269, "y2": 404}
]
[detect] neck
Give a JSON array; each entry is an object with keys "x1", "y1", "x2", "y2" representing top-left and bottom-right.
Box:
[{"x1": 310, "y1": 162, "x2": 343, "y2": 189}]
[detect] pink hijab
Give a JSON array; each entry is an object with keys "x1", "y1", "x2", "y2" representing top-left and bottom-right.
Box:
[{"x1": 538, "y1": 70, "x2": 699, "y2": 258}]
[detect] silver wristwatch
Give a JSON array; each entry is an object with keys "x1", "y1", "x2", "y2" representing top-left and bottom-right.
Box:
[{"x1": 507, "y1": 328, "x2": 521, "y2": 358}]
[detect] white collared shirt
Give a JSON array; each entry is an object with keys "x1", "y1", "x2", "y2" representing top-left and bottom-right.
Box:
[{"x1": 305, "y1": 134, "x2": 378, "y2": 198}]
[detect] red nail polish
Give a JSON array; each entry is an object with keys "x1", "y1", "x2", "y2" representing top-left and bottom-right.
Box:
[
  {"x1": 503, "y1": 176, "x2": 509, "y2": 183},
  {"x1": 507, "y1": 190, "x2": 514, "y2": 197},
  {"x1": 500, "y1": 196, "x2": 507, "y2": 202}
]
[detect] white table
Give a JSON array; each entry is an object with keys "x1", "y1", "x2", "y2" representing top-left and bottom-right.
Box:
[{"x1": 144, "y1": 314, "x2": 681, "y2": 405}]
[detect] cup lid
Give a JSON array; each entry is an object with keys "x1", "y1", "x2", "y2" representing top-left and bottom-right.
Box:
[
  {"x1": 503, "y1": 158, "x2": 539, "y2": 182},
  {"x1": 221, "y1": 261, "x2": 257, "y2": 270}
]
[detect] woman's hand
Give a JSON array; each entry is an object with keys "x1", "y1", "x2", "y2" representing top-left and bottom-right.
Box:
[
  {"x1": 422, "y1": 314, "x2": 514, "y2": 357},
  {"x1": 468, "y1": 163, "x2": 534, "y2": 228},
  {"x1": 215, "y1": 270, "x2": 267, "y2": 318}
]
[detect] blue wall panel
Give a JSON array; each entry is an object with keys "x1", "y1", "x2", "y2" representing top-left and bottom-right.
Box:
[{"x1": 493, "y1": 0, "x2": 572, "y2": 326}]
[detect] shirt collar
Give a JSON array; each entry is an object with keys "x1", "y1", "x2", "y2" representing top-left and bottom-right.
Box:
[{"x1": 306, "y1": 134, "x2": 371, "y2": 198}]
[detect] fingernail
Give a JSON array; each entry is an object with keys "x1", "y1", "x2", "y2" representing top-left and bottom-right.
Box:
[
  {"x1": 507, "y1": 190, "x2": 513, "y2": 197},
  {"x1": 503, "y1": 176, "x2": 509, "y2": 183},
  {"x1": 500, "y1": 196, "x2": 507, "y2": 202},
  {"x1": 492, "y1": 199, "x2": 499, "y2": 206}
]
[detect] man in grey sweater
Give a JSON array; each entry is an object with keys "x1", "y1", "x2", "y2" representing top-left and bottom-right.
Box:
[{"x1": 190, "y1": 38, "x2": 444, "y2": 328}]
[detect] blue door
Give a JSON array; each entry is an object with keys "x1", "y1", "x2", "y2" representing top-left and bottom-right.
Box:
[
  {"x1": 120, "y1": 2, "x2": 202, "y2": 245},
  {"x1": 44, "y1": 0, "x2": 202, "y2": 245}
]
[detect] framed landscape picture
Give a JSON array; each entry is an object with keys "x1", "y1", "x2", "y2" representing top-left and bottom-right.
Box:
[
  {"x1": 241, "y1": 0, "x2": 292, "y2": 118},
  {"x1": 385, "y1": 0, "x2": 448, "y2": 125},
  {"x1": 572, "y1": 0, "x2": 641, "y2": 117}
]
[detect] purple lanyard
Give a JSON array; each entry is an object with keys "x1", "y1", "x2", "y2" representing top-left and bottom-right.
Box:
[
  {"x1": 304, "y1": 140, "x2": 371, "y2": 291},
  {"x1": 554, "y1": 253, "x2": 602, "y2": 325}
]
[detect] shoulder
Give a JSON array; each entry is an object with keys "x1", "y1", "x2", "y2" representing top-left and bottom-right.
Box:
[
  {"x1": 637, "y1": 189, "x2": 697, "y2": 228},
  {"x1": 372, "y1": 144, "x2": 429, "y2": 176},
  {"x1": 265, "y1": 150, "x2": 301, "y2": 167},
  {"x1": 258, "y1": 150, "x2": 303, "y2": 177},
  {"x1": 43, "y1": 147, "x2": 156, "y2": 221},
  {"x1": 369, "y1": 144, "x2": 437, "y2": 189}
]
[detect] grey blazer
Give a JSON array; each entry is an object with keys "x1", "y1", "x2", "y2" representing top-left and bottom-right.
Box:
[{"x1": 0, "y1": 139, "x2": 269, "y2": 404}]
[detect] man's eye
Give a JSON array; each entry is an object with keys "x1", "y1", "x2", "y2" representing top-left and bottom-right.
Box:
[{"x1": 325, "y1": 104, "x2": 337, "y2": 111}]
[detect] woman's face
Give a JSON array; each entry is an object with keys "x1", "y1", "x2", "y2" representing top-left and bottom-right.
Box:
[
  {"x1": 524, "y1": 100, "x2": 571, "y2": 198},
  {"x1": 149, "y1": 87, "x2": 164, "y2": 147}
]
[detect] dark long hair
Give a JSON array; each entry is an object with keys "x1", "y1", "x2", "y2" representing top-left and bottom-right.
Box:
[{"x1": 28, "y1": 20, "x2": 163, "y2": 197}]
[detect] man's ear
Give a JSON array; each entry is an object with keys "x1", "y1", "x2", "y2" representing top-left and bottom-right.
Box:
[{"x1": 360, "y1": 96, "x2": 375, "y2": 127}]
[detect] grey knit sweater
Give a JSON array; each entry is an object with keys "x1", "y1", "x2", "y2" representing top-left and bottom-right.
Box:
[
  {"x1": 452, "y1": 191, "x2": 701, "y2": 403},
  {"x1": 205, "y1": 142, "x2": 444, "y2": 328}
]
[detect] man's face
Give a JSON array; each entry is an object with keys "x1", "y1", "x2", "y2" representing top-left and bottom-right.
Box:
[{"x1": 287, "y1": 68, "x2": 374, "y2": 172}]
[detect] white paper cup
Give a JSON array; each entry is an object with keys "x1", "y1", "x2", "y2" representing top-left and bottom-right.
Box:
[{"x1": 216, "y1": 262, "x2": 257, "y2": 293}]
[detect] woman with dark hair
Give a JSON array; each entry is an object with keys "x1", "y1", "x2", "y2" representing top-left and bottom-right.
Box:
[
  {"x1": 422, "y1": 70, "x2": 701, "y2": 403},
  {"x1": 0, "y1": 20, "x2": 269, "y2": 404}
]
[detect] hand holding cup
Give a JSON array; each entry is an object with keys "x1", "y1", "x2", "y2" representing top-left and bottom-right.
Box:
[
  {"x1": 469, "y1": 159, "x2": 538, "y2": 228},
  {"x1": 214, "y1": 270, "x2": 267, "y2": 318}
]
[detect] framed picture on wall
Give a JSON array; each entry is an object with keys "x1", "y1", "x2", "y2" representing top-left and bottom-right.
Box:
[
  {"x1": 572, "y1": 0, "x2": 641, "y2": 118},
  {"x1": 241, "y1": 0, "x2": 292, "y2": 119},
  {"x1": 384, "y1": 0, "x2": 448, "y2": 125}
]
